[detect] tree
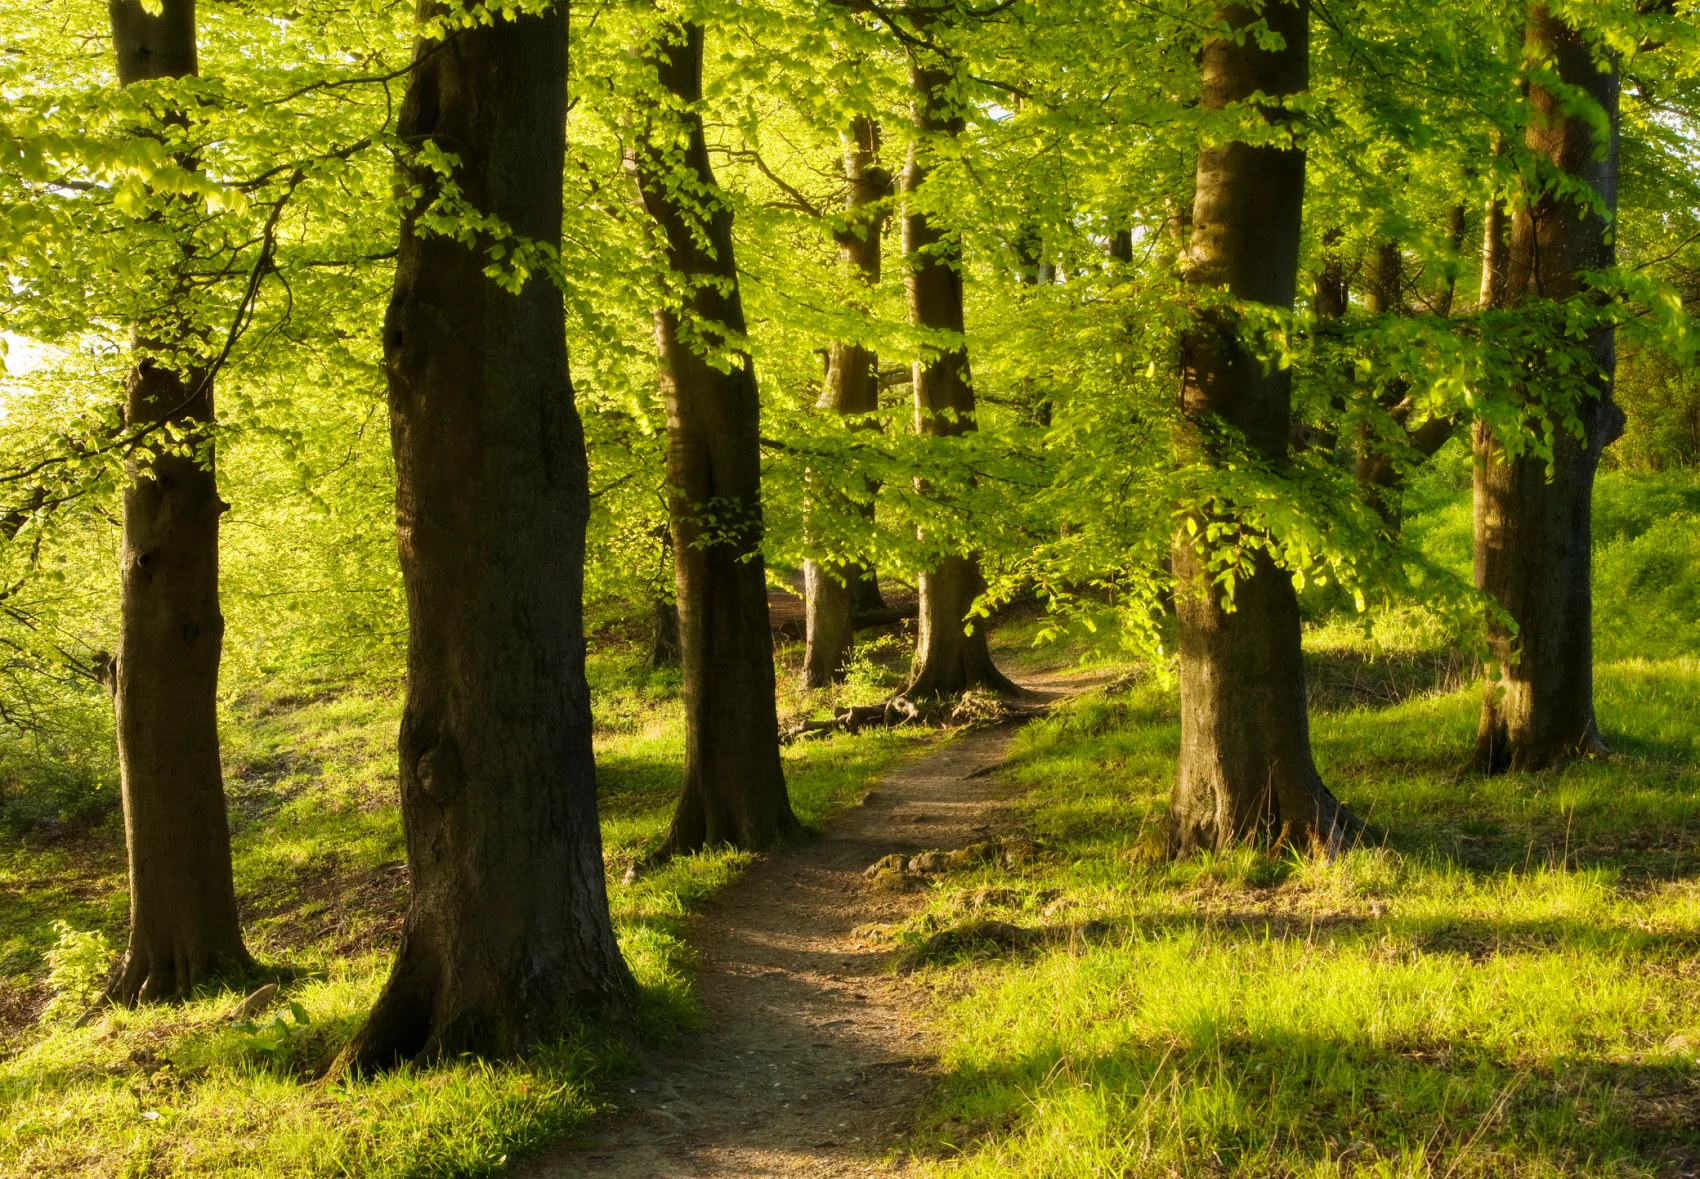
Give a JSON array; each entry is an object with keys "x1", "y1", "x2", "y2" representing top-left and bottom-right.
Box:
[
  {"x1": 902, "y1": 36, "x2": 1018, "y2": 699},
  {"x1": 337, "y1": 1, "x2": 629, "y2": 1071},
  {"x1": 1471, "y1": 4, "x2": 1624, "y2": 773},
  {"x1": 104, "y1": 0, "x2": 252, "y2": 1005},
  {"x1": 803, "y1": 116, "x2": 890, "y2": 688},
  {"x1": 1164, "y1": 0, "x2": 1354, "y2": 857},
  {"x1": 1352, "y1": 239, "x2": 1458, "y2": 527},
  {"x1": 631, "y1": 21, "x2": 799, "y2": 857}
]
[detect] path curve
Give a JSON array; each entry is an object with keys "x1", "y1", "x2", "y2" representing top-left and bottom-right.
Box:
[{"x1": 521, "y1": 673, "x2": 1098, "y2": 1178}]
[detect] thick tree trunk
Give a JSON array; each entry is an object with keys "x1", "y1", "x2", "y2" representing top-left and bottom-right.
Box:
[
  {"x1": 1472, "y1": 7, "x2": 1624, "y2": 772},
  {"x1": 804, "y1": 117, "x2": 888, "y2": 688},
  {"x1": 902, "y1": 54, "x2": 1017, "y2": 699},
  {"x1": 337, "y1": 4, "x2": 629, "y2": 1072},
  {"x1": 1165, "y1": 0, "x2": 1352, "y2": 858},
  {"x1": 632, "y1": 23, "x2": 797, "y2": 856},
  {"x1": 105, "y1": 0, "x2": 251, "y2": 1006}
]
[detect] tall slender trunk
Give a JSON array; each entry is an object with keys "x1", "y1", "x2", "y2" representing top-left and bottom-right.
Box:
[
  {"x1": 1472, "y1": 6, "x2": 1623, "y2": 772},
  {"x1": 631, "y1": 23, "x2": 797, "y2": 856},
  {"x1": 337, "y1": 2, "x2": 629, "y2": 1072},
  {"x1": 105, "y1": 0, "x2": 251, "y2": 1006},
  {"x1": 1352, "y1": 247, "x2": 1456, "y2": 526},
  {"x1": 1354, "y1": 241, "x2": 1405, "y2": 521},
  {"x1": 1435, "y1": 202, "x2": 1468, "y2": 318},
  {"x1": 1164, "y1": 0, "x2": 1353, "y2": 858},
  {"x1": 804, "y1": 116, "x2": 889, "y2": 688},
  {"x1": 1313, "y1": 226, "x2": 1349, "y2": 322},
  {"x1": 1479, "y1": 137, "x2": 1511, "y2": 313},
  {"x1": 902, "y1": 50, "x2": 1016, "y2": 699}
]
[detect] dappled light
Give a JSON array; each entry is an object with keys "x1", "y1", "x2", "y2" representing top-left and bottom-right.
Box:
[{"x1": 0, "y1": 0, "x2": 1696, "y2": 1175}]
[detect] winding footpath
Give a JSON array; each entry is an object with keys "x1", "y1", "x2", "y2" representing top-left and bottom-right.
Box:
[{"x1": 520, "y1": 673, "x2": 1092, "y2": 1178}]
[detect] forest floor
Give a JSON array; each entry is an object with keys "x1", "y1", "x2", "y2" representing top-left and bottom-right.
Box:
[
  {"x1": 524, "y1": 670, "x2": 1103, "y2": 1179},
  {"x1": 3, "y1": 539, "x2": 1699, "y2": 1177}
]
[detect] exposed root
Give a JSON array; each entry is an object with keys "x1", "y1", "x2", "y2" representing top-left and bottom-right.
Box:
[
  {"x1": 1469, "y1": 720, "x2": 1614, "y2": 777},
  {"x1": 99, "y1": 942, "x2": 254, "y2": 1010},
  {"x1": 782, "y1": 689, "x2": 1050, "y2": 746}
]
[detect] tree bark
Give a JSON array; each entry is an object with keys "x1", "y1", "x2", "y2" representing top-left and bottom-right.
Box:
[
  {"x1": 1472, "y1": 6, "x2": 1624, "y2": 772},
  {"x1": 1434, "y1": 202, "x2": 1468, "y2": 317},
  {"x1": 902, "y1": 50, "x2": 1017, "y2": 699},
  {"x1": 631, "y1": 23, "x2": 798, "y2": 855},
  {"x1": 804, "y1": 117, "x2": 888, "y2": 688},
  {"x1": 337, "y1": 3, "x2": 630, "y2": 1072},
  {"x1": 105, "y1": 0, "x2": 252, "y2": 1006},
  {"x1": 1164, "y1": 0, "x2": 1353, "y2": 858},
  {"x1": 1351, "y1": 213, "x2": 1468, "y2": 525},
  {"x1": 1354, "y1": 242, "x2": 1407, "y2": 522},
  {"x1": 648, "y1": 597, "x2": 681, "y2": 668},
  {"x1": 1479, "y1": 138, "x2": 1511, "y2": 313},
  {"x1": 1354, "y1": 242, "x2": 1420, "y2": 525}
]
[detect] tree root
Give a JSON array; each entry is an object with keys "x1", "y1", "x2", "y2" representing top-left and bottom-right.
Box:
[{"x1": 782, "y1": 690, "x2": 1051, "y2": 746}]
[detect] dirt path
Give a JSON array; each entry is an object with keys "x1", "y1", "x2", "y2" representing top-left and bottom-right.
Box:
[{"x1": 521, "y1": 674, "x2": 1093, "y2": 1178}]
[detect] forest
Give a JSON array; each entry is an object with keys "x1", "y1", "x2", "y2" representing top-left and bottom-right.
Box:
[{"x1": 0, "y1": 0, "x2": 1698, "y2": 1175}]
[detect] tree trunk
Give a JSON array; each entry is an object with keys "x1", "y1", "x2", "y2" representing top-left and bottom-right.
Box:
[
  {"x1": 336, "y1": 4, "x2": 629, "y2": 1072},
  {"x1": 1354, "y1": 241, "x2": 1406, "y2": 520},
  {"x1": 105, "y1": 0, "x2": 251, "y2": 1006},
  {"x1": 631, "y1": 23, "x2": 798, "y2": 856},
  {"x1": 648, "y1": 597, "x2": 681, "y2": 668},
  {"x1": 1472, "y1": 6, "x2": 1624, "y2": 772},
  {"x1": 1164, "y1": 0, "x2": 1353, "y2": 858},
  {"x1": 902, "y1": 52, "x2": 1017, "y2": 699},
  {"x1": 1353, "y1": 223, "x2": 1464, "y2": 526},
  {"x1": 1479, "y1": 138, "x2": 1511, "y2": 313},
  {"x1": 1434, "y1": 202, "x2": 1468, "y2": 317},
  {"x1": 804, "y1": 116, "x2": 888, "y2": 688}
]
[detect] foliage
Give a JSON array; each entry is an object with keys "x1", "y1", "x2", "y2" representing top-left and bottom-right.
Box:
[
  {"x1": 38, "y1": 922, "x2": 113, "y2": 1025},
  {"x1": 0, "y1": 0, "x2": 1695, "y2": 1172}
]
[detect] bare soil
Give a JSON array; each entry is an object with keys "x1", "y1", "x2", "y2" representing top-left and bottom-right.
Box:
[{"x1": 522, "y1": 673, "x2": 1096, "y2": 1178}]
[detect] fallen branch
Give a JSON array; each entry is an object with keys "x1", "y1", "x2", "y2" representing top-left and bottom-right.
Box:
[
  {"x1": 774, "y1": 603, "x2": 917, "y2": 641},
  {"x1": 784, "y1": 697, "x2": 920, "y2": 743}
]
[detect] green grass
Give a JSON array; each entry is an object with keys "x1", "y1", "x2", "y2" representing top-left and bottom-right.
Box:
[
  {"x1": 3, "y1": 466, "x2": 1695, "y2": 1177},
  {"x1": 0, "y1": 649, "x2": 929, "y2": 1179},
  {"x1": 890, "y1": 655, "x2": 1700, "y2": 1178}
]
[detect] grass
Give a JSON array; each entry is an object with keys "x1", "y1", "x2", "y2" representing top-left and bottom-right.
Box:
[
  {"x1": 877, "y1": 459, "x2": 1700, "y2": 1178},
  {"x1": 0, "y1": 646, "x2": 930, "y2": 1179},
  {"x1": 2, "y1": 463, "x2": 1696, "y2": 1177},
  {"x1": 888, "y1": 659, "x2": 1700, "y2": 1177}
]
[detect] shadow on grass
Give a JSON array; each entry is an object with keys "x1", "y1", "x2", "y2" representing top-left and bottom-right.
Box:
[{"x1": 916, "y1": 1027, "x2": 1699, "y2": 1176}]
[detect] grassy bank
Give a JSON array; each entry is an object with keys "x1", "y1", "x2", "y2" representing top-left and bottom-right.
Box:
[
  {"x1": 894, "y1": 658, "x2": 1700, "y2": 1176},
  {"x1": 887, "y1": 460, "x2": 1700, "y2": 1178},
  {"x1": 0, "y1": 648, "x2": 929, "y2": 1179}
]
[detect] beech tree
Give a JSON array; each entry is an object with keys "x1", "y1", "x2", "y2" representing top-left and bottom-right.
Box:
[
  {"x1": 105, "y1": 0, "x2": 252, "y2": 1005},
  {"x1": 802, "y1": 116, "x2": 890, "y2": 688},
  {"x1": 1471, "y1": 4, "x2": 1624, "y2": 773},
  {"x1": 902, "y1": 33, "x2": 1017, "y2": 699},
  {"x1": 1163, "y1": 0, "x2": 1354, "y2": 857},
  {"x1": 338, "y1": 1, "x2": 630, "y2": 1070},
  {"x1": 631, "y1": 20, "x2": 799, "y2": 857},
  {"x1": 1351, "y1": 240, "x2": 1458, "y2": 527}
]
